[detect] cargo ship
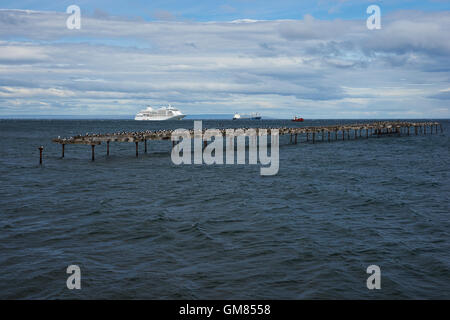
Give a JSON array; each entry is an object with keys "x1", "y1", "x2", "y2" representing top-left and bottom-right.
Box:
[{"x1": 232, "y1": 112, "x2": 261, "y2": 120}]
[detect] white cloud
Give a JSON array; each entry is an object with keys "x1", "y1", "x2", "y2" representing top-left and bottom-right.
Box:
[{"x1": 0, "y1": 9, "x2": 448, "y2": 118}]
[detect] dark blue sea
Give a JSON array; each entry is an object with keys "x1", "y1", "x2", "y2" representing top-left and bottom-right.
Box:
[{"x1": 0, "y1": 119, "x2": 449, "y2": 299}]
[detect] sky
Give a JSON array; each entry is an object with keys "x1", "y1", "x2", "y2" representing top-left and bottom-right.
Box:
[{"x1": 0, "y1": 0, "x2": 449, "y2": 118}]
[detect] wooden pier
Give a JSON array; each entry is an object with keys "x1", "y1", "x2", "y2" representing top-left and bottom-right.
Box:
[{"x1": 47, "y1": 121, "x2": 442, "y2": 162}]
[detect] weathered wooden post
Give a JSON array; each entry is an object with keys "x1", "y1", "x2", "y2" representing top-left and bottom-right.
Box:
[
  {"x1": 342, "y1": 129, "x2": 345, "y2": 141},
  {"x1": 61, "y1": 144, "x2": 65, "y2": 158},
  {"x1": 106, "y1": 141, "x2": 110, "y2": 156},
  {"x1": 290, "y1": 134, "x2": 293, "y2": 144},
  {"x1": 415, "y1": 126, "x2": 418, "y2": 135},
  {"x1": 354, "y1": 129, "x2": 357, "y2": 139},
  {"x1": 335, "y1": 130, "x2": 338, "y2": 141},
  {"x1": 144, "y1": 139, "x2": 147, "y2": 153},
  {"x1": 322, "y1": 130, "x2": 324, "y2": 142},
  {"x1": 295, "y1": 133, "x2": 298, "y2": 144},
  {"x1": 135, "y1": 141, "x2": 139, "y2": 157},
  {"x1": 38, "y1": 146, "x2": 43, "y2": 165},
  {"x1": 440, "y1": 124, "x2": 443, "y2": 133},
  {"x1": 312, "y1": 132, "x2": 315, "y2": 144},
  {"x1": 91, "y1": 144, "x2": 95, "y2": 161},
  {"x1": 424, "y1": 125, "x2": 426, "y2": 134},
  {"x1": 306, "y1": 132, "x2": 309, "y2": 142},
  {"x1": 328, "y1": 131, "x2": 330, "y2": 142},
  {"x1": 366, "y1": 128, "x2": 369, "y2": 139}
]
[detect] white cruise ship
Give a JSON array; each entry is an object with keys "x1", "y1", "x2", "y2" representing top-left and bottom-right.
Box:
[{"x1": 134, "y1": 105, "x2": 186, "y2": 121}]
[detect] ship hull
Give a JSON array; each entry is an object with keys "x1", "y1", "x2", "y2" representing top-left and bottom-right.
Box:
[
  {"x1": 135, "y1": 114, "x2": 186, "y2": 121},
  {"x1": 233, "y1": 117, "x2": 261, "y2": 120}
]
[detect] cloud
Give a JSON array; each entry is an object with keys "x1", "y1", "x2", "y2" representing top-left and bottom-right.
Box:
[
  {"x1": 0, "y1": 44, "x2": 49, "y2": 63},
  {"x1": 428, "y1": 89, "x2": 450, "y2": 100},
  {"x1": 0, "y1": 9, "x2": 448, "y2": 118}
]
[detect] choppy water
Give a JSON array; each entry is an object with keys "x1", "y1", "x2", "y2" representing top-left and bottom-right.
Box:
[{"x1": 0, "y1": 119, "x2": 449, "y2": 299}]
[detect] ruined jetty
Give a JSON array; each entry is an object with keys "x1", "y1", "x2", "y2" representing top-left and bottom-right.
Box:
[{"x1": 47, "y1": 121, "x2": 442, "y2": 162}]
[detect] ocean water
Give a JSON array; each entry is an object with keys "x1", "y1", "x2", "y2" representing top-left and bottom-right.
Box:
[{"x1": 0, "y1": 119, "x2": 449, "y2": 299}]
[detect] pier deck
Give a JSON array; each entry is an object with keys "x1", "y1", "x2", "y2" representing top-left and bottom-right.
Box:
[{"x1": 48, "y1": 121, "x2": 442, "y2": 161}]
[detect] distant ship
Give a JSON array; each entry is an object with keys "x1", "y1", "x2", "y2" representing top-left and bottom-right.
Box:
[
  {"x1": 135, "y1": 104, "x2": 185, "y2": 121},
  {"x1": 292, "y1": 116, "x2": 304, "y2": 122},
  {"x1": 232, "y1": 112, "x2": 261, "y2": 120}
]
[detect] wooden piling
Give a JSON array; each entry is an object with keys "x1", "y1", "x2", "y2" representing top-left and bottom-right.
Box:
[
  {"x1": 135, "y1": 141, "x2": 139, "y2": 157},
  {"x1": 107, "y1": 141, "x2": 110, "y2": 156},
  {"x1": 144, "y1": 139, "x2": 147, "y2": 153},
  {"x1": 91, "y1": 144, "x2": 95, "y2": 161},
  {"x1": 61, "y1": 144, "x2": 65, "y2": 158},
  {"x1": 312, "y1": 132, "x2": 315, "y2": 144},
  {"x1": 295, "y1": 133, "x2": 298, "y2": 144},
  {"x1": 38, "y1": 146, "x2": 43, "y2": 165}
]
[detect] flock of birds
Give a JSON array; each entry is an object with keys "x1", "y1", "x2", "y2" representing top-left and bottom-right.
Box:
[{"x1": 53, "y1": 121, "x2": 441, "y2": 144}]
